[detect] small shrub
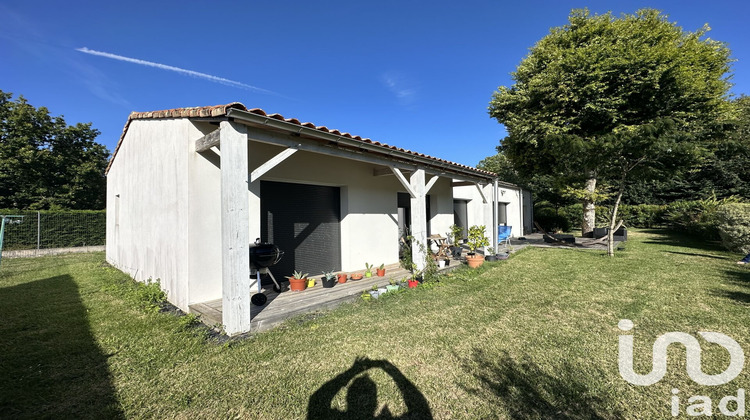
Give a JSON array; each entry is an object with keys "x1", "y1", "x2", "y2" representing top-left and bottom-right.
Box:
[
  {"x1": 716, "y1": 203, "x2": 750, "y2": 253},
  {"x1": 136, "y1": 278, "x2": 167, "y2": 311},
  {"x1": 534, "y1": 206, "x2": 572, "y2": 232}
]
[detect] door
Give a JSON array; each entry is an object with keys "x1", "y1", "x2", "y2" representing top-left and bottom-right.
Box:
[
  {"x1": 453, "y1": 199, "x2": 468, "y2": 241},
  {"x1": 261, "y1": 181, "x2": 341, "y2": 282}
]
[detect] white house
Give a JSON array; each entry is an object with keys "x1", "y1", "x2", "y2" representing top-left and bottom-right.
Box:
[
  {"x1": 105, "y1": 103, "x2": 527, "y2": 335},
  {"x1": 453, "y1": 182, "x2": 533, "y2": 242}
]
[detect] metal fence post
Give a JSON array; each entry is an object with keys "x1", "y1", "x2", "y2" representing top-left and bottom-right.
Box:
[{"x1": 37, "y1": 211, "x2": 41, "y2": 251}]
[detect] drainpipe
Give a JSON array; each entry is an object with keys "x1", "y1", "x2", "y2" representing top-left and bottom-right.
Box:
[
  {"x1": 492, "y1": 179, "x2": 499, "y2": 249},
  {"x1": 519, "y1": 189, "x2": 524, "y2": 235}
]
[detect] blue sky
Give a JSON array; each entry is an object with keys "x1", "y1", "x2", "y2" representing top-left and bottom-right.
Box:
[{"x1": 2, "y1": 1, "x2": 749, "y2": 168}]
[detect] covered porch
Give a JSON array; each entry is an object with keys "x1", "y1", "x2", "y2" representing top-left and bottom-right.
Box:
[
  {"x1": 188, "y1": 262, "x2": 419, "y2": 334},
  {"x1": 190, "y1": 106, "x2": 499, "y2": 335}
]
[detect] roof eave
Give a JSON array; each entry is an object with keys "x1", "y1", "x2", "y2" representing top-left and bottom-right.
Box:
[{"x1": 226, "y1": 108, "x2": 497, "y2": 183}]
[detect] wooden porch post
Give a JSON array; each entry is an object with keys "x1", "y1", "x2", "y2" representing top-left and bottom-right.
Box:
[
  {"x1": 410, "y1": 169, "x2": 427, "y2": 272},
  {"x1": 220, "y1": 121, "x2": 251, "y2": 335}
]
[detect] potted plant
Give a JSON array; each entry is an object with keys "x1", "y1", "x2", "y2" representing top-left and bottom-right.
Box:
[
  {"x1": 449, "y1": 224, "x2": 464, "y2": 258},
  {"x1": 350, "y1": 272, "x2": 363, "y2": 281},
  {"x1": 322, "y1": 271, "x2": 337, "y2": 288},
  {"x1": 361, "y1": 290, "x2": 372, "y2": 301},
  {"x1": 285, "y1": 270, "x2": 309, "y2": 291},
  {"x1": 386, "y1": 278, "x2": 399, "y2": 293},
  {"x1": 337, "y1": 272, "x2": 348, "y2": 283},
  {"x1": 485, "y1": 247, "x2": 497, "y2": 262},
  {"x1": 364, "y1": 262, "x2": 374, "y2": 278},
  {"x1": 466, "y1": 225, "x2": 489, "y2": 268},
  {"x1": 376, "y1": 263, "x2": 386, "y2": 277},
  {"x1": 368, "y1": 285, "x2": 380, "y2": 299}
]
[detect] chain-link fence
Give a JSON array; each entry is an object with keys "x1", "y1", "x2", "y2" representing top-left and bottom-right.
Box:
[{"x1": 1, "y1": 210, "x2": 106, "y2": 258}]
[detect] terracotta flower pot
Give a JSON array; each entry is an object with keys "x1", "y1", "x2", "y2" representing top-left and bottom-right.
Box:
[
  {"x1": 350, "y1": 273, "x2": 363, "y2": 281},
  {"x1": 288, "y1": 277, "x2": 307, "y2": 291},
  {"x1": 376, "y1": 268, "x2": 386, "y2": 276},
  {"x1": 337, "y1": 273, "x2": 348, "y2": 283},
  {"x1": 466, "y1": 254, "x2": 485, "y2": 268}
]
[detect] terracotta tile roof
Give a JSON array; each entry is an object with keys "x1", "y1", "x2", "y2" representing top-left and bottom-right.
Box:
[{"x1": 107, "y1": 102, "x2": 496, "y2": 179}]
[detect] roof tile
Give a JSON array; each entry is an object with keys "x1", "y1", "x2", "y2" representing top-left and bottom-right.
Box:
[{"x1": 107, "y1": 102, "x2": 496, "y2": 178}]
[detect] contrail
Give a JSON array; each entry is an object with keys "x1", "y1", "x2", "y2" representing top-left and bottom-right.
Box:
[{"x1": 76, "y1": 47, "x2": 274, "y2": 94}]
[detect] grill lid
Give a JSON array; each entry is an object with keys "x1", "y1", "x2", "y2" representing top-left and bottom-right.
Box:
[{"x1": 249, "y1": 239, "x2": 283, "y2": 268}]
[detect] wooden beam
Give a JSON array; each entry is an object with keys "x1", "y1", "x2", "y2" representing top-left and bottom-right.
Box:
[
  {"x1": 475, "y1": 183, "x2": 488, "y2": 204},
  {"x1": 410, "y1": 169, "x2": 428, "y2": 272},
  {"x1": 195, "y1": 129, "x2": 221, "y2": 153},
  {"x1": 451, "y1": 181, "x2": 474, "y2": 187},
  {"x1": 244, "y1": 126, "x2": 419, "y2": 173},
  {"x1": 249, "y1": 146, "x2": 298, "y2": 183},
  {"x1": 391, "y1": 167, "x2": 417, "y2": 198},
  {"x1": 425, "y1": 175, "x2": 439, "y2": 194},
  {"x1": 220, "y1": 121, "x2": 251, "y2": 336}
]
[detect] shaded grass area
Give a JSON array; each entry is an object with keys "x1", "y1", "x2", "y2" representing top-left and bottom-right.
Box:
[{"x1": 1, "y1": 230, "x2": 749, "y2": 419}]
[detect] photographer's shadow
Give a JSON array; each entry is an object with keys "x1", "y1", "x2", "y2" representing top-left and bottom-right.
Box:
[{"x1": 307, "y1": 357, "x2": 433, "y2": 420}]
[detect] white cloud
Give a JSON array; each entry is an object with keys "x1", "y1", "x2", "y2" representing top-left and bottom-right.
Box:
[
  {"x1": 76, "y1": 47, "x2": 276, "y2": 95},
  {"x1": 381, "y1": 71, "x2": 417, "y2": 106}
]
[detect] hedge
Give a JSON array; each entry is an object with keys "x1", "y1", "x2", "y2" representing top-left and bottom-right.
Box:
[
  {"x1": 535, "y1": 198, "x2": 747, "y2": 252},
  {"x1": 715, "y1": 204, "x2": 750, "y2": 253},
  {"x1": 0, "y1": 210, "x2": 106, "y2": 250}
]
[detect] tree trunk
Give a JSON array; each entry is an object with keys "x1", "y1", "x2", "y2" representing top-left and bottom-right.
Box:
[
  {"x1": 607, "y1": 173, "x2": 627, "y2": 257},
  {"x1": 582, "y1": 175, "x2": 596, "y2": 237}
]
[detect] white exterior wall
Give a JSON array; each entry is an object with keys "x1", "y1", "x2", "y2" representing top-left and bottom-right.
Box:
[
  {"x1": 428, "y1": 178, "x2": 455, "y2": 238},
  {"x1": 453, "y1": 183, "x2": 524, "y2": 241},
  {"x1": 247, "y1": 141, "x2": 409, "y2": 272},
  {"x1": 107, "y1": 121, "x2": 460, "y2": 310},
  {"x1": 106, "y1": 119, "x2": 198, "y2": 311}
]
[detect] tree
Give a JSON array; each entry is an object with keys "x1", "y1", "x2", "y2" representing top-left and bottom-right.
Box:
[
  {"x1": 477, "y1": 151, "x2": 574, "y2": 209},
  {"x1": 0, "y1": 90, "x2": 109, "y2": 209},
  {"x1": 620, "y1": 96, "x2": 750, "y2": 203},
  {"x1": 489, "y1": 9, "x2": 733, "y2": 254}
]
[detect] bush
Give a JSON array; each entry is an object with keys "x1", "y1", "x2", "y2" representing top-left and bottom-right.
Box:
[
  {"x1": 715, "y1": 203, "x2": 750, "y2": 253},
  {"x1": 534, "y1": 205, "x2": 572, "y2": 232}
]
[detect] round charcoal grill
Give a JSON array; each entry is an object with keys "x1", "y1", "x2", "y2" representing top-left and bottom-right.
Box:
[
  {"x1": 249, "y1": 242, "x2": 283, "y2": 269},
  {"x1": 249, "y1": 240, "x2": 284, "y2": 306}
]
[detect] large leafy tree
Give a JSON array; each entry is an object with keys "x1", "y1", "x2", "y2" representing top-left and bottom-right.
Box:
[
  {"x1": 0, "y1": 90, "x2": 109, "y2": 209},
  {"x1": 489, "y1": 9, "x2": 733, "y2": 254}
]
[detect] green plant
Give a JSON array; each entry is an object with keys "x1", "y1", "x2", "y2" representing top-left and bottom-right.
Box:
[
  {"x1": 322, "y1": 270, "x2": 336, "y2": 280},
  {"x1": 378, "y1": 263, "x2": 385, "y2": 270},
  {"x1": 716, "y1": 203, "x2": 750, "y2": 253},
  {"x1": 285, "y1": 270, "x2": 309, "y2": 280},
  {"x1": 466, "y1": 225, "x2": 489, "y2": 254},
  {"x1": 137, "y1": 278, "x2": 167, "y2": 311},
  {"x1": 418, "y1": 241, "x2": 440, "y2": 283},
  {"x1": 400, "y1": 234, "x2": 417, "y2": 273},
  {"x1": 487, "y1": 247, "x2": 495, "y2": 255},
  {"x1": 449, "y1": 224, "x2": 463, "y2": 245},
  {"x1": 364, "y1": 262, "x2": 373, "y2": 275}
]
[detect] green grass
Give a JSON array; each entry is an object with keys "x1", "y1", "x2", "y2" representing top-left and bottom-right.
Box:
[{"x1": 1, "y1": 230, "x2": 749, "y2": 419}]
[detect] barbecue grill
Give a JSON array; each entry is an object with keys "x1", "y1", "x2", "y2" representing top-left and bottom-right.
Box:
[{"x1": 249, "y1": 239, "x2": 284, "y2": 306}]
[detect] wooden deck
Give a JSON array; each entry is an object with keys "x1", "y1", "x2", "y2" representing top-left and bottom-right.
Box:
[{"x1": 188, "y1": 262, "x2": 452, "y2": 334}]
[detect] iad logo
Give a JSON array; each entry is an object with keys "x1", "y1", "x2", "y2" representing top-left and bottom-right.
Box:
[
  {"x1": 618, "y1": 319, "x2": 746, "y2": 417},
  {"x1": 618, "y1": 319, "x2": 744, "y2": 386}
]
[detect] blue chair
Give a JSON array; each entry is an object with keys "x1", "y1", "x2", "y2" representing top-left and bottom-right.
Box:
[{"x1": 498, "y1": 226, "x2": 512, "y2": 249}]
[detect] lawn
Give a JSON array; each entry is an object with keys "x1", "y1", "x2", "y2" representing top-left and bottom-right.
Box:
[{"x1": 1, "y1": 229, "x2": 749, "y2": 419}]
